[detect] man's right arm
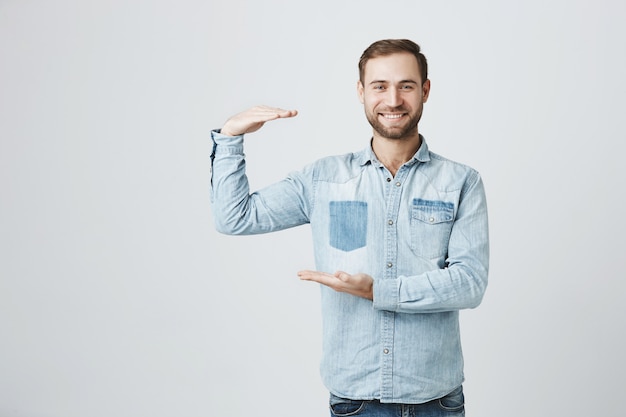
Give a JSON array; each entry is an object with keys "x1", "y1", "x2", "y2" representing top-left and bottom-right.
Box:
[{"x1": 210, "y1": 106, "x2": 309, "y2": 235}]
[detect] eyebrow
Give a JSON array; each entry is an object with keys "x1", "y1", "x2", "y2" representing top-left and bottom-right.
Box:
[{"x1": 369, "y1": 79, "x2": 419, "y2": 85}]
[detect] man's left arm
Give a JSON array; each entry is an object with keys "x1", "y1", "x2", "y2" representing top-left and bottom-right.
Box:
[{"x1": 300, "y1": 172, "x2": 489, "y2": 313}]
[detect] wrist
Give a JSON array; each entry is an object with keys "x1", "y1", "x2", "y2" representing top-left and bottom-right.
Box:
[{"x1": 219, "y1": 127, "x2": 238, "y2": 137}]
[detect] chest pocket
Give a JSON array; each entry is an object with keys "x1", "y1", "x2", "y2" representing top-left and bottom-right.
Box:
[
  {"x1": 410, "y1": 198, "x2": 454, "y2": 259},
  {"x1": 329, "y1": 201, "x2": 368, "y2": 252}
]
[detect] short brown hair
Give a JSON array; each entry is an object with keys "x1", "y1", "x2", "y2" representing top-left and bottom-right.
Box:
[{"x1": 358, "y1": 39, "x2": 428, "y2": 85}]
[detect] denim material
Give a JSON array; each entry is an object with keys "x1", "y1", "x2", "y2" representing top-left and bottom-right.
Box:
[
  {"x1": 329, "y1": 201, "x2": 368, "y2": 251},
  {"x1": 210, "y1": 131, "x2": 489, "y2": 403},
  {"x1": 329, "y1": 385, "x2": 465, "y2": 416}
]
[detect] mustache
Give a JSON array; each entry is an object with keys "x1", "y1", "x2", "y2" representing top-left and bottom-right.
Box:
[{"x1": 377, "y1": 106, "x2": 409, "y2": 113}]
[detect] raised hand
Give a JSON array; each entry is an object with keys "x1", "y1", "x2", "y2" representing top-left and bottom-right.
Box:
[
  {"x1": 298, "y1": 270, "x2": 374, "y2": 300},
  {"x1": 220, "y1": 105, "x2": 298, "y2": 137}
]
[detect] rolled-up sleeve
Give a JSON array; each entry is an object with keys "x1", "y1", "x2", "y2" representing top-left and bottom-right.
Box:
[{"x1": 210, "y1": 130, "x2": 312, "y2": 235}]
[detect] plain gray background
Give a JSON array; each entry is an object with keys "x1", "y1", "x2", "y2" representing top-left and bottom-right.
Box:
[{"x1": 1, "y1": 0, "x2": 625, "y2": 416}]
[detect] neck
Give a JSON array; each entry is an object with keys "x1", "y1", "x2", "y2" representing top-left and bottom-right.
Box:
[{"x1": 371, "y1": 133, "x2": 421, "y2": 177}]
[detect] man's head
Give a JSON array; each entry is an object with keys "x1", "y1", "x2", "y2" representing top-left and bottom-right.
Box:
[{"x1": 357, "y1": 39, "x2": 430, "y2": 141}]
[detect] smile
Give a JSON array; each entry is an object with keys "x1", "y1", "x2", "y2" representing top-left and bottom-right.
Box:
[{"x1": 381, "y1": 113, "x2": 404, "y2": 119}]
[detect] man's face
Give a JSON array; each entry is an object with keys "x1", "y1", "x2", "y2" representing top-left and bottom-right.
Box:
[{"x1": 358, "y1": 52, "x2": 430, "y2": 140}]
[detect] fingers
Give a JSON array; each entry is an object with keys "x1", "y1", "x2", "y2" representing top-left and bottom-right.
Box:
[
  {"x1": 298, "y1": 270, "x2": 347, "y2": 284},
  {"x1": 221, "y1": 105, "x2": 298, "y2": 136},
  {"x1": 298, "y1": 270, "x2": 345, "y2": 292},
  {"x1": 299, "y1": 270, "x2": 374, "y2": 300},
  {"x1": 244, "y1": 105, "x2": 298, "y2": 121},
  {"x1": 260, "y1": 105, "x2": 298, "y2": 119},
  {"x1": 298, "y1": 270, "x2": 335, "y2": 286}
]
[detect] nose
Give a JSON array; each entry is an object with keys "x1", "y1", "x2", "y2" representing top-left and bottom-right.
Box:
[{"x1": 385, "y1": 88, "x2": 403, "y2": 108}]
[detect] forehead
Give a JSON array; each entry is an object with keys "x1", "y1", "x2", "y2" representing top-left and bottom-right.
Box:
[{"x1": 362, "y1": 52, "x2": 421, "y2": 84}]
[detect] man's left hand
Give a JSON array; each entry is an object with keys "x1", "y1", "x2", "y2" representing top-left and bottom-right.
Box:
[{"x1": 298, "y1": 270, "x2": 373, "y2": 300}]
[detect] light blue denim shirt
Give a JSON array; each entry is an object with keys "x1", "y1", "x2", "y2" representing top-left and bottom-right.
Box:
[{"x1": 210, "y1": 130, "x2": 489, "y2": 404}]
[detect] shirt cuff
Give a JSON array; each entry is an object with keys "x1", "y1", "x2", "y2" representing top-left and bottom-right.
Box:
[
  {"x1": 372, "y1": 278, "x2": 399, "y2": 311},
  {"x1": 211, "y1": 129, "x2": 244, "y2": 145}
]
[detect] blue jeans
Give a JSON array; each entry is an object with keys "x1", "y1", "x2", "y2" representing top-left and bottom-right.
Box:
[{"x1": 329, "y1": 386, "x2": 465, "y2": 417}]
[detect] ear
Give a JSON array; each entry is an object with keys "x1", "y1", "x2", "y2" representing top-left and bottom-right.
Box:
[
  {"x1": 422, "y1": 79, "x2": 431, "y2": 103},
  {"x1": 357, "y1": 80, "x2": 365, "y2": 104}
]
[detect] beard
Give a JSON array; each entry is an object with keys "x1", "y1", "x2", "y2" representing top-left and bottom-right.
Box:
[{"x1": 365, "y1": 106, "x2": 422, "y2": 140}]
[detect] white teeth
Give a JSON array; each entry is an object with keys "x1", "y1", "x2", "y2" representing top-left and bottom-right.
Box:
[{"x1": 383, "y1": 114, "x2": 403, "y2": 119}]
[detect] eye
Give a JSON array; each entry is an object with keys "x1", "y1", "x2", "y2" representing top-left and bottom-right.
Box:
[
  {"x1": 400, "y1": 84, "x2": 414, "y2": 90},
  {"x1": 372, "y1": 84, "x2": 386, "y2": 91}
]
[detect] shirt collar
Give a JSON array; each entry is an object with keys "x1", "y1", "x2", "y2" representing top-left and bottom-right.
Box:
[{"x1": 358, "y1": 135, "x2": 431, "y2": 167}]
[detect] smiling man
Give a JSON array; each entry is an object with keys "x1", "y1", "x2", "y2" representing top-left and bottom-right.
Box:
[{"x1": 210, "y1": 39, "x2": 489, "y2": 416}]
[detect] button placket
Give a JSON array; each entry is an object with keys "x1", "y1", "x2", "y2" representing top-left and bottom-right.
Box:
[{"x1": 380, "y1": 167, "x2": 408, "y2": 400}]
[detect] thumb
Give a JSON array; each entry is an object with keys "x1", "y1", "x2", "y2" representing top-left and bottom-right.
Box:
[{"x1": 334, "y1": 271, "x2": 349, "y2": 281}]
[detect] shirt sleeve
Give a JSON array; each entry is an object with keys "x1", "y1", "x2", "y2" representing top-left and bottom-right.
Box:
[
  {"x1": 210, "y1": 130, "x2": 311, "y2": 235},
  {"x1": 372, "y1": 171, "x2": 489, "y2": 313}
]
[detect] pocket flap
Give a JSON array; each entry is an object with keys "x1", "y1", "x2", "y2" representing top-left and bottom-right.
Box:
[{"x1": 411, "y1": 198, "x2": 454, "y2": 224}]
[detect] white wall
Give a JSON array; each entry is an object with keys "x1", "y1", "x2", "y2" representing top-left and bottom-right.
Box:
[{"x1": 1, "y1": 0, "x2": 624, "y2": 416}]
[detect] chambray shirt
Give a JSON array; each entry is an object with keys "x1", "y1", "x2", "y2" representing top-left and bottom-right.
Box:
[{"x1": 210, "y1": 130, "x2": 489, "y2": 404}]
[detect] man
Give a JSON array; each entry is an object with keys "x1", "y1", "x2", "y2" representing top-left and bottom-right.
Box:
[{"x1": 210, "y1": 39, "x2": 489, "y2": 416}]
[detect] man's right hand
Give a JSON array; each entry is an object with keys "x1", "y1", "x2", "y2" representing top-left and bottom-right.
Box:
[{"x1": 220, "y1": 105, "x2": 298, "y2": 137}]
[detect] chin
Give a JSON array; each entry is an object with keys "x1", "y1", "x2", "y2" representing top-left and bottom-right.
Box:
[{"x1": 376, "y1": 126, "x2": 415, "y2": 140}]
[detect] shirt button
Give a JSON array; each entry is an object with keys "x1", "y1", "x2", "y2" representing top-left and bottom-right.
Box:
[
  {"x1": 386, "y1": 177, "x2": 392, "y2": 182},
  {"x1": 388, "y1": 219, "x2": 393, "y2": 225},
  {"x1": 395, "y1": 182, "x2": 401, "y2": 187},
  {"x1": 383, "y1": 348, "x2": 390, "y2": 354},
  {"x1": 429, "y1": 217, "x2": 435, "y2": 222},
  {"x1": 387, "y1": 262, "x2": 393, "y2": 268}
]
